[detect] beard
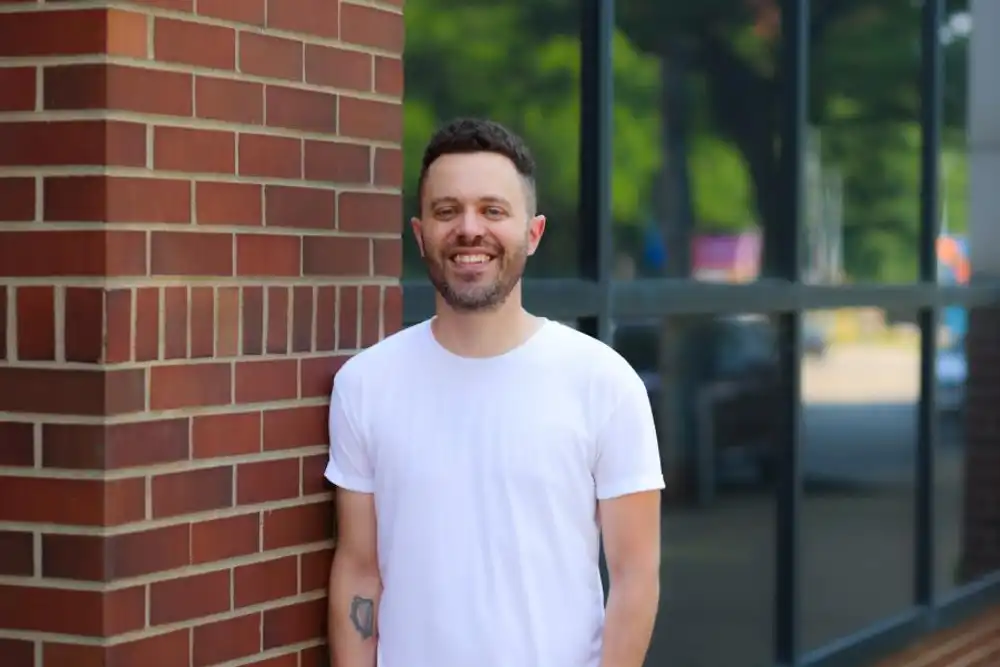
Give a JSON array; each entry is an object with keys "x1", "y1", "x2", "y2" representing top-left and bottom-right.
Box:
[{"x1": 422, "y1": 234, "x2": 529, "y2": 312}]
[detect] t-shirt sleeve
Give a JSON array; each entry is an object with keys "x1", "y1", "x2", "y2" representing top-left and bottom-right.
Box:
[
  {"x1": 593, "y1": 370, "x2": 666, "y2": 500},
  {"x1": 324, "y1": 381, "x2": 375, "y2": 494}
]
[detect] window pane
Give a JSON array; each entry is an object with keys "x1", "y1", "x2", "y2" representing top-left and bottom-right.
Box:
[
  {"x1": 613, "y1": 5, "x2": 779, "y2": 282},
  {"x1": 402, "y1": 0, "x2": 581, "y2": 278},
  {"x1": 800, "y1": 309, "x2": 917, "y2": 650},
  {"x1": 614, "y1": 314, "x2": 777, "y2": 667},
  {"x1": 805, "y1": 0, "x2": 926, "y2": 284}
]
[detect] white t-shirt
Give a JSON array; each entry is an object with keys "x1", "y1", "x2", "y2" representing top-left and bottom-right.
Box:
[{"x1": 325, "y1": 318, "x2": 664, "y2": 667}]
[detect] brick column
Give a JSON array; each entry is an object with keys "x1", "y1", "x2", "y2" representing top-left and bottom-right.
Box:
[
  {"x1": 0, "y1": 2, "x2": 402, "y2": 665},
  {"x1": 959, "y1": 0, "x2": 1000, "y2": 583}
]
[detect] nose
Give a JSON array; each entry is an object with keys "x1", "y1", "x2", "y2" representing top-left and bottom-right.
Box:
[{"x1": 455, "y1": 209, "x2": 487, "y2": 239}]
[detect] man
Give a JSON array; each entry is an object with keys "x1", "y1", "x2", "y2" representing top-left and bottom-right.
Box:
[{"x1": 326, "y1": 118, "x2": 664, "y2": 667}]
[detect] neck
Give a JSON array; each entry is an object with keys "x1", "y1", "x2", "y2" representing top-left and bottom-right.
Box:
[{"x1": 431, "y1": 284, "x2": 541, "y2": 358}]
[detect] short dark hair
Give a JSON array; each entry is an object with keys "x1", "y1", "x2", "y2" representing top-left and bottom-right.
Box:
[{"x1": 416, "y1": 118, "x2": 537, "y2": 214}]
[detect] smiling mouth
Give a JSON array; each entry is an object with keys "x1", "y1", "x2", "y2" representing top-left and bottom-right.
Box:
[{"x1": 450, "y1": 253, "x2": 494, "y2": 267}]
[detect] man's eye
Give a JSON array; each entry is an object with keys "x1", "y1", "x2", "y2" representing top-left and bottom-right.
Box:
[
  {"x1": 484, "y1": 207, "x2": 505, "y2": 217},
  {"x1": 435, "y1": 208, "x2": 456, "y2": 217}
]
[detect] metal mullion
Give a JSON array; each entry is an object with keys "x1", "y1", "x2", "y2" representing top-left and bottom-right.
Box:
[
  {"x1": 578, "y1": 0, "x2": 614, "y2": 343},
  {"x1": 915, "y1": 0, "x2": 944, "y2": 610},
  {"x1": 775, "y1": 0, "x2": 809, "y2": 664}
]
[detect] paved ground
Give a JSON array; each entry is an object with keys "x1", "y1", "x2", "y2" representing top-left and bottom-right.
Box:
[{"x1": 645, "y1": 344, "x2": 965, "y2": 667}]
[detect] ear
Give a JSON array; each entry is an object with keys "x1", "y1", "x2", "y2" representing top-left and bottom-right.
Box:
[
  {"x1": 526, "y1": 214, "x2": 546, "y2": 256},
  {"x1": 410, "y1": 217, "x2": 425, "y2": 257}
]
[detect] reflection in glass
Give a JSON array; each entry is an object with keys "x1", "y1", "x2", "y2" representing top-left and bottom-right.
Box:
[
  {"x1": 934, "y1": 317, "x2": 966, "y2": 595},
  {"x1": 614, "y1": 314, "x2": 776, "y2": 667},
  {"x1": 800, "y1": 309, "x2": 917, "y2": 650},
  {"x1": 402, "y1": 0, "x2": 581, "y2": 278},
  {"x1": 613, "y1": 4, "x2": 776, "y2": 281}
]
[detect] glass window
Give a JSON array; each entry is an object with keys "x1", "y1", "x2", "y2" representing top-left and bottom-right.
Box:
[
  {"x1": 800, "y1": 308, "x2": 918, "y2": 650},
  {"x1": 402, "y1": 0, "x2": 581, "y2": 278},
  {"x1": 804, "y1": 0, "x2": 933, "y2": 284},
  {"x1": 613, "y1": 4, "x2": 780, "y2": 282},
  {"x1": 614, "y1": 314, "x2": 777, "y2": 667}
]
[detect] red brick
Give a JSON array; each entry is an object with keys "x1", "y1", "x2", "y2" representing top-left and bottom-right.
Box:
[
  {"x1": 190, "y1": 287, "x2": 215, "y2": 358},
  {"x1": 303, "y1": 44, "x2": 371, "y2": 90},
  {"x1": 301, "y1": 453, "x2": 328, "y2": 496},
  {"x1": 239, "y1": 134, "x2": 300, "y2": 179},
  {"x1": 339, "y1": 192, "x2": 401, "y2": 234},
  {"x1": 151, "y1": 231, "x2": 233, "y2": 276},
  {"x1": 374, "y1": 238, "x2": 402, "y2": 278},
  {"x1": 300, "y1": 355, "x2": 346, "y2": 398},
  {"x1": 374, "y1": 147, "x2": 403, "y2": 187},
  {"x1": 304, "y1": 140, "x2": 370, "y2": 183},
  {"x1": 154, "y1": 126, "x2": 236, "y2": 174},
  {"x1": 63, "y1": 287, "x2": 103, "y2": 363},
  {"x1": 262, "y1": 597, "x2": 326, "y2": 649},
  {"x1": 341, "y1": 4, "x2": 404, "y2": 53},
  {"x1": 384, "y1": 285, "x2": 402, "y2": 335},
  {"x1": 234, "y1": 555, "x2": 298, "y2": 607},
  {"x1": 235, "y1": 359, "x2": 297, "y2": 403},
  {"x1": 107, "y1": 630, "x2": 191, "y2": 667},
  {"x1": 150, "y1": 362, "x2": 232, "y2": 410},
  {"x1": 105, "y1": 289, "x2": 132, "y2": 363},
  {"x1": 339, "y1": 97, "x2": 403, "y2": 142},
  {"x1": 263, "y1": 405, "x2": 326, "y2": 451},
  {"x1": 46, "y1": 64, "x2": 193, "y2": 117},
  {"x1": 0, "y1": 177, "x2": 34, "y2": 221},
  {"x1": 151, "y1": 466, "x2": 234, "y2": 518},
  {"x1": 155, "y1": 18, "x2": 236, "y2": 69},
  {"x1": 300, "y1": 547, "x2": 332, "y2": 592},
  {"x1": 42, "y1": 419, "x2": 189, "y2": 470},
  {"x1": 16, "y1": 286, "x2": 55, "y2": 361},
  {"x1": 0, "y1": 639, "x2": 33, "y2": 667},
  {"x1": 191, "y1": 514, "x2": 260, "y2": 564},
  {"x1": 0, "y1": 585, "x2": 144, "y2": 636},
  {"x1": 338, "y1": 285, "x2": 359, "y2": 349},
  {"x1": 196, "y1": 181, "x2": 262, "y2": 226},
  {"x1": 266, "y1": 0, "x2": 338, "y2": 38},
  {"x1": 0, "y1": 67, "x2": 36, "y2": 112},
  {"x1": 195, "y1": 75, "x2": 263, "y2": 124},
  {"x1": 0, "y1": 9, "x2": 146, "y2": 58},
  {"x1": 0, "y1": 120, "x2": 144, "y2": 168},
  {"x1": 237, "y1": 458, "x2": 300, "y2": 505},
  {"x1": 193, "y1": 613, "x2": 262, "y2": 666},
  {"x1": 0, "y1": 476, "x2": 144, "y2": 526},
  {"x1": 193, "y1": 411, "x2": 261, "y2": 458},
  {"x1": 375, "y1": 55, "x2": 403, "y2": 96},
  {"x1": 135, "y1": 288, "x2": 160, "y2": 361},
  {"x1": 0, "y1": 530, "x2": 33, "y2": 576},
  {"x1": 42, "y1": 524, "x2": 190, "y2": 580},
  {"x1": 361, "y1": 285, "x2": 381, "y2": 346},
  {"x1": 302, "y1": 236, "x2": 370, "y2": 276},
  {"x1": 236, "y1": 234, "x2": 301, "y2": 277},
  {"x1": 267, "y1": 287, "x2": 290, "y2": 354},
  {"x1": 315, "y1": 287, "x2": 336, "y2": 352},
  {"x1": 44, "y1": 175, "x2": 191, "y2": 223},
  {"x1": 0, "y1": 230, "x2": 146, "y2": 278},
  {"x1": 0, "y1": 367, "x2": 148, "y2": 417},
  {"x1": 242, "y1": 286, "x2": 264, "y2": 355},
  {"x1": 265, "y1": 185, "x2": 336, "y2": 229},
  {"x1": 0, "y1": 422, "x2": 33, "y2": 467},
  {"x1": 150, "y1": 570, "x2": 231, "y2": 625},
  {"x1": 163, "y1": 286, "x2": 188, "y2": 359},
  {"x1": 240, "y1": 32, "x2": 302, "y2": 81},
  {"x1": 292, "y1": 286, "x2": 314, "y2": 353},
  {"x1": 217, "y1": 287, "x2": 240, "y2": 356},
  {"x1": 198, "y1": 0, "x2": 265, "y2": 25},
  {"x1": 265, "y1": 86, "x2": 336, "y2": 133}
]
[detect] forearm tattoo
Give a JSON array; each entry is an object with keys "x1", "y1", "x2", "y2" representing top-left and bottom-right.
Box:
[{"x1": 349, "y1": 595, "x2": 375, "y2": 639}]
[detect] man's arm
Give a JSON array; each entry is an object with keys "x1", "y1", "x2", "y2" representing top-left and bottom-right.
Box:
[
  {"x1": 598, "y1": 489, "x2": 662, "y2": 667},
  {"x1": 329, "y1": 488, "x2": 381, "y2": 667}
]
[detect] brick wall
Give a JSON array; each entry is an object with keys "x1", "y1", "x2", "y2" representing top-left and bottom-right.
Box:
[{"x1": 0, "y1": 1, "x2": 403, "y2": 665}]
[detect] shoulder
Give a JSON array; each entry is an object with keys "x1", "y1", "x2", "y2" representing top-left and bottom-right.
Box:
[
  {"x1": 333, "y1": 320, "x2": 430, "y2": 396},
  {"x1": 538, "y1": 322, "x2": 648, "y2": 406}
]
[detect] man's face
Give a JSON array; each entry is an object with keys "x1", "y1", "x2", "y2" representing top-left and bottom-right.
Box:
[{"x1": 411, "y1": 152, "x2": 546, "y2": 312}]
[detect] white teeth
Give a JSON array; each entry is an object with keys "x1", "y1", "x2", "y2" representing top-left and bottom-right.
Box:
[{"x1": 454, "y1": 254, "x2": 490, "y2": 264}]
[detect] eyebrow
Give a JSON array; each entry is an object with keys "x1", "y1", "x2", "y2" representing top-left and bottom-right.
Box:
[{"x1": 428, "y1": 196, "x2": 513, "y2": 208}]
